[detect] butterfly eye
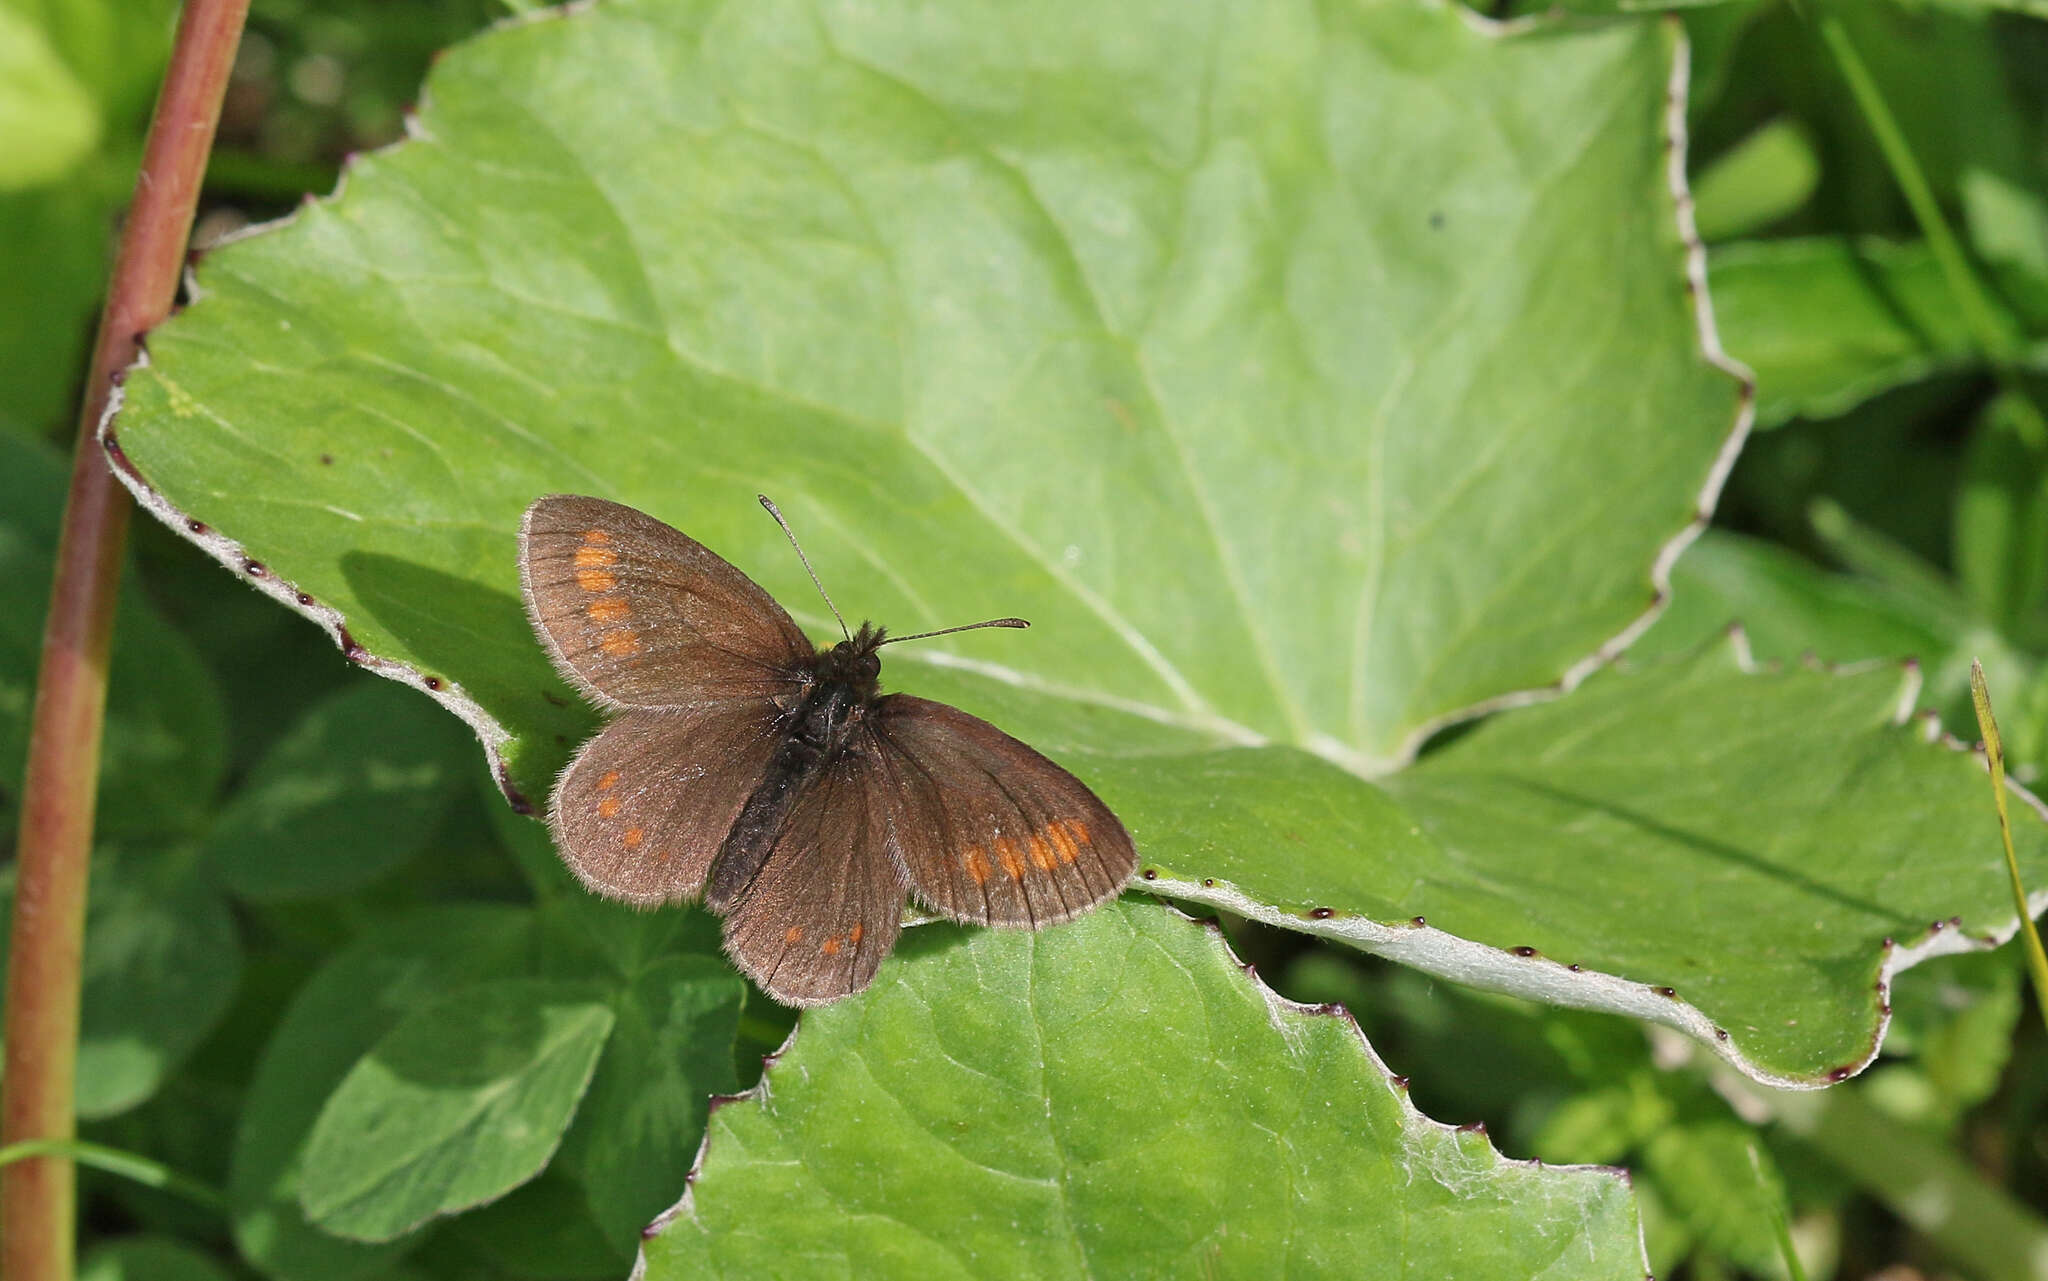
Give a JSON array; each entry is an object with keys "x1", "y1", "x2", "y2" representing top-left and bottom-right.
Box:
[{"x1": 859, "y1": 654, "x2": 880, "y2": 682}]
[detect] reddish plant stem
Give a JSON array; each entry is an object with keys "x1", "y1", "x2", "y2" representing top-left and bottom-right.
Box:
[{"x1": 0, "y1": 1, "x2": 248, "y2": 1276}]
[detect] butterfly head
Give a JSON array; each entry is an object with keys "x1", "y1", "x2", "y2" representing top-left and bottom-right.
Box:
[{"x1": 818, "y1": 621, "x2": 886, "y2": 694}]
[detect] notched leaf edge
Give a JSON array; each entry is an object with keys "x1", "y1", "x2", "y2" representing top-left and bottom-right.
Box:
[
  {"x1": 1153, "y1": 634, "x2": 2048, "y2": 1090},
  {"x1": 98, "y1": 365, "x2": 532, "y2": 813},
  {"x1": 630, "y1": 901, "x2": 1646, "y2": 1279}
]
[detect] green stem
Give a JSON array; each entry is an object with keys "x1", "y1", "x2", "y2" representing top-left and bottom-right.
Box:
[
  {"x1": 1970, "y1": 660, "x2": 2048, "y2": 1033},
  {"x1": 0, "y1": 1139, "x2": 225, "y2": 1213},
  {"x1": 1811, "y1": 5, "x2": 2048, "y2": 455},
  {"x1": 1811, "y1": 9, "x2": 2019, "y2": 365}
]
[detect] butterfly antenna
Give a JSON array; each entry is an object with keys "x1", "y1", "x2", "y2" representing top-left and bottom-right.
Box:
[
  {"x1": 758, "y1": 494, "x2": 851, "y2": 642},
  {"x1": 876, "y1": 617, "x2": 1030, "y2": 646}
]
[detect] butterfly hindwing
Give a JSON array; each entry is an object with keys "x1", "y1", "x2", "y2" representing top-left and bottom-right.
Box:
[
  {"x1": 550, "y1": 701, "x2": 786, "y2": 905},
  {"x1": 521, "y1": 495, "x2": 814, "y2": 709},
  {"x1": 718, "y1": 750, "x2": 910, "y2": 1005},
  {"x1": 868, "y1": 695, "x2": 1135, "y2": 928}
]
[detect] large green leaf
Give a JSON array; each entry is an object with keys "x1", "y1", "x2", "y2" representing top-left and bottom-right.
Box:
[
  {"x1": 107, "y1": 0, "x2": 1740, "y2": 800},
  {"x1": 100, "y1": 0, "x2": 2046, "y2": 1091},
  {"x1": 646, "y1": 899, "x2": 1648, "y2": 1278},
  {"x1": 1129, "y1": 635, "x2": 2048, "y2": 1084}
]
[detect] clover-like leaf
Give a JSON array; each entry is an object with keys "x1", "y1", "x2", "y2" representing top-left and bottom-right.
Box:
[
  {"x1": 646, "y1": 899, "x2": 1648, "y2": 1278},
  {"x1": 298, "y1": 978, "x2": 615, "y2": 1242},
  {"x1": 203, "y1": 677, "x2": 475, "y2": 900},
  {"x1": 229, "y1": 906, "x2": 539, "y2": 1278}
]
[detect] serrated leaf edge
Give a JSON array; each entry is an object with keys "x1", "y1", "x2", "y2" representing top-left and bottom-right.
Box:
[
  {"x1": 1342, "y1": 12, "x2": 1759, "y2": 777},
  {"x1": 630, "y1": 901, "x2": 1650, "y2": 1279},
  {"x1": 1149, "y1": 637, "x2": 2048, "y2": 1090}
]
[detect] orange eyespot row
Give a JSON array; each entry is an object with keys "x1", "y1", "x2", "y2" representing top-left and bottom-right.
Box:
[
  {"x1": 622, "y1": 827, "x2": 645, "y2": 850},
  {"x1": 576, "y1": 569, "x2": 618, "y2": 593},
  {"x1": 821, "y1": 937, "x2": 842, "y2": 956},
  {"x1": 574, "y1": 544, "x2": 619, "y2": 569},
  {"x1": 599, "y1": 630, "x2": 641, "y2": 657},
  {"x1": 581, "y1": 529, "x2": 611, "y2": 544},
  {"x1": 995, "y1": 838, "x2": 1025, "y2": 881},
  {"x1": 784, "y1": 926, "x2": 804, "y2": 944},
  {"x1": 587, "y1": 597, "x2": 631, "y2": 623},
  {"x1": 1028, "y1": 835, "x2": 1056, "y2": 871},
  {"x1": 964, "y1": 846, "x2": 991, "y2": 885},
  {"x1": 1068, "y1": 820, "x2": 1091, "y2": 846},
  {"x1": 598, "y1": 796, "x2": 621, "y2": 819},
  {"x1": 595, "y1": 770, "x2": 620, "y2": 791},
  {"x1": 849, "y1": 922, "x2": 864, "y2": 944}
]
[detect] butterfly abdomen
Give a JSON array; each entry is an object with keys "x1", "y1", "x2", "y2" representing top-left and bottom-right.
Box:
[{"x1": 705, "y1": 671, "x2": 873, "y2": 909}]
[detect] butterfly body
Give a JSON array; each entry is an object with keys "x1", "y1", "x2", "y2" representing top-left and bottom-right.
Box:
[
  {"x1": 706, "y1": 624, "x2": 885, "y2": 910},
  {"x1": 519, "y1": 495, "x2": 1137, "y2": 1005}
]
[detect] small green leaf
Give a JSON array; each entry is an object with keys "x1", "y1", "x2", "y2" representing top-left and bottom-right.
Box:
[
  {"x1": 647, "y1": 900, "x2": 1647, "y2": 1278},
  {"x1": 1708, "y1": 236, "x2": 2003, "y2": 428},
  {"x1": 1639, "y1": 529, "x2": 1949, "y2": 666},
  {"x1": 230, "y1": 906, "x2": 537, "y2": 1278},
  {"x1": 204, "y1": 677, "x2": 474, "y2": 900},
  {"x1": 1691, "y1": 119, "x2": 1818, "y2": 242},
  {"x1": 299, "y1": 978, "x2": 615, "y2": 1242},
  {"x1": 553, "y1": 952, "x2": 745, "y2": 1247},
  {"x1": 1640, "y1": 1122, "x2": 1792, "y2": 1276}
]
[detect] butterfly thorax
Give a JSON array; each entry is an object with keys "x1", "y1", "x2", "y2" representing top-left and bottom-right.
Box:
[{"x1": 708, "y1": 624, "x2": 885, "y2": 908}]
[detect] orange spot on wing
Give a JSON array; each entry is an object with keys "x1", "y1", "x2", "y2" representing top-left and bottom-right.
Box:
[
  {"x1": 596, "y1": 770, "x2": 620, "y2": 791},
  {"x1": 574, "y1": 545, "x2": 619, "y2": 569},
  {"x1": 784, "y1": 926, "x2": 803, "y2": 944},
  {"x1": 576, "y1": 569, "x2": 618, "y2": 593},
  {"x1": 996, "y1": 838, "x2": 1026, "y2": 881},
  {"x1": 599, "y1": 630, "x2": 641, "y2": 657},
  {"x1": 1069, "y1": 820, "x2": 1091, "y2": 846},
  {"x1": 821, "y1": 937, "x2": 842, "y2": 956},
  {"x1": 582, "y1": 529, "x2": 611, "y2": 544},
  {"x1": 1029, "y1": 835, "x2": 1056, "y2": 871},
  {"x1": 623, "y1": 827, "x2": 644, "y2": 850},
  {"x1": 587, "y1": 597, "x2": 631, "y2": 623},
  {"x1": 964, "y1": 846, "x2": 991, "y2": 885},
  {"x1": 849, "y1": 922, "x2": 864, "y2": 944},
  {"x1": 598, "y1": 796, "x2": 621, "y2": 819},
  {"x1": 1045, "y1": 823, "x2": 1079, "y2": 864}
]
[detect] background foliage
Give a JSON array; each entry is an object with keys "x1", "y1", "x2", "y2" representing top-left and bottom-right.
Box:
[{"x1": 6, "y1": 0, "x2": 2048, "y2": 1277}]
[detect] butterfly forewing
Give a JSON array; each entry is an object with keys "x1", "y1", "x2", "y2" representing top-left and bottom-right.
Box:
[
  {"x1": 521, "y1": 495, "x2": 814, "y2": 708},
  {"x1": 550, "y1": 702, "x2": 786, "y2": 905},
  {"x1": 719, "y1": 751, "x2": 909, "y2": 1005},
  {"x1": 869, "y1": 696, "x2": 1135, "y2": 928}
]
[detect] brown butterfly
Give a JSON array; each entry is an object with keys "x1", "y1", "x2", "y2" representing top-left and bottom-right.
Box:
[{"x1": 518, "y1": 494, "x2": 1137, "y2": 1005}]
